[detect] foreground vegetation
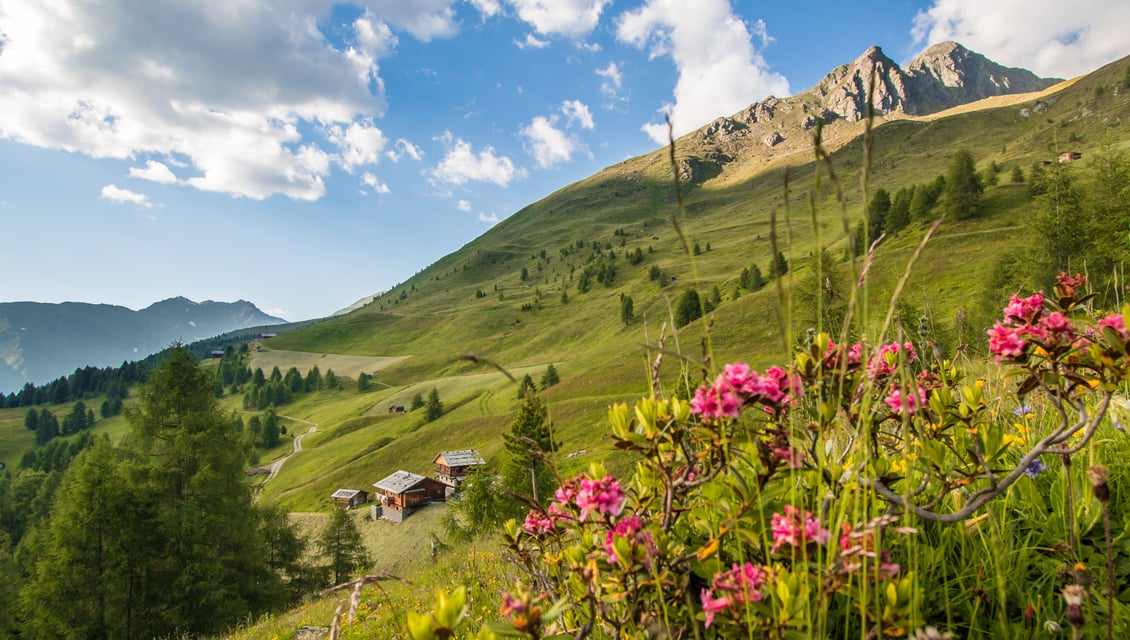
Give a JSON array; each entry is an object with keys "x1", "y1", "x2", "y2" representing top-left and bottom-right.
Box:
[{"x1": 0, "y1": 54, "x2": 1128, "y2": 639}]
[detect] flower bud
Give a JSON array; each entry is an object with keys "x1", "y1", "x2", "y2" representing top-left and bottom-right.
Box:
[
  {"x1": 1087, "y1": 465, "x2": 1110, "y2": 503},
  {"x1": 1062, "y1": 584, "x2": 1087, "y2": 630}
]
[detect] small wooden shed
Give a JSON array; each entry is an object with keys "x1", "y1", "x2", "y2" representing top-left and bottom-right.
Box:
[
  {"x1": 330, "y1": 488, "x2": 369, "y2": 509},
  {"x1": 1058, "y1": 151, "x2": 1082, "y2": 163},
  {"x1": 432, "y1": 449, "x2": 486, "y2": 488},
  {"x1": 373, "y1": 471, "x2": 447, "y2": 522}
]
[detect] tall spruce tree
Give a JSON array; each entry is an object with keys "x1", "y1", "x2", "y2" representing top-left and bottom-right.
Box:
[
  {"x1": 503, "y1": 391, "x2": 559, "y2": 503},
  {"x1": 945, "y1": 149, "x2": 984, "y2": 220},
  {"x1": 318, "y1": 508, "x2": 370, "y2": 586}
]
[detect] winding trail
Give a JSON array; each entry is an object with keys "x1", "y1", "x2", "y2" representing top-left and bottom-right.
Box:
[{"x1": 254, "y1": 416, "x2": 317, "y2": 501}]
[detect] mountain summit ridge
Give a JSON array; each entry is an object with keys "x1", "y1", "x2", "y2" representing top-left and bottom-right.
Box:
[{"x1": 0, "y1": 298, "x2": 286, "y2": 392}]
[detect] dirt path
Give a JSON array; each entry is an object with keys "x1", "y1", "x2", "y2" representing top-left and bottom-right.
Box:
[{"x1": 255, "y1": 416, "x2": 317, "y2": 501}]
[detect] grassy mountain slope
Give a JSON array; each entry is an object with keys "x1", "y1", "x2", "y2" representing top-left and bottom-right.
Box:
[{"x1": 245, "y1": 55, "x2": 1130, "y2": 513}]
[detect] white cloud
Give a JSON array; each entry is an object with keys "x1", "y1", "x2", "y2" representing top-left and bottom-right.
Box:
[
  {"x1": 469, "y1": 0, "x2": 502, "y2": 17},
  {"x1": 520, "y1": 116, "x2": 579, "y2": 168},
  {"x1": 457, "y1": 199, "x2": 472, "y2": 211},
  {"x1": 615, "y1": 0, "x2": 789, "y2": 144},
  {"x1": 328, "y1": 120, "x2": 388, "y2": 172},
  {"x1": 596, "y1": 62, "x2": 624, "y2": 103},
  {"x1": 0, "y1": 1, "x2": 392, "y2": 201},
  {"x1": 129, "y1": 160, "x2": 178, "y2": 184},
  {"x1": 264, "y1": 307, "x2": 290, "y2": 319},
  {"x1": 430, "y1": 132, "x2": 522, "y2": 186},
  {"x1": 387, "y1": 138, "x2": 423, "y2": 162},
  {"x1": 515, "y1": 34, "x2": 550, "y2": 49},
  {"x1": 362, "y1": 172, "x2": 390, "y2": 193},
  {"x1": 911, "y1": 0, "x2": 1130, "y2": 78},
  {"x1": 366, "y1": 0, "x2": 459, "y2": 41},
  {"x1": 505, "y1": 0, "x2": 612, "y2": 37},
  {"x1": 560, "y1": 100, "x2": 594, "y2": 129},
  {"x1": 478, "y1": 212, "x2": 500, "y2": 224},
  {"x1": 100, "y1": 184, "x2": 153, "y2": 207}
]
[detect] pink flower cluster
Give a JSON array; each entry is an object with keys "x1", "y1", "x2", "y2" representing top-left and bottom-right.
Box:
[
  {"x1": 603, "y1": 514, "x2": 657, "y2": 566},
  {"x1": 884, "y1": 386, "x2": 928, "y2": 415},
  {"x1": 523, "y1": 473, "x2": 627, "y2": 536},
  {"x1": 574, "y1": 475, "x2": 626, "y2": 521},
  {"x1": 690, "y1": 362, "x2": 800, "y2": 420},
  {"x1": 819, "y1": 338, "x2": 865, "y2": 371},
  {"x1": 700, "y1": 562, "x2": 767, "y2": 628},
  {"x1": 987, "y1": 290, "x2": 1094, "y2": 363},
  {"x1": 771, "y1": 505, "x2": 831, "y2": 553},
  {"x1": 1099, "y1": 314, "x2": 1130, "y2": 341},
  {"x1": 867, "y1": 342, "x2": 918, "y2": 379}
]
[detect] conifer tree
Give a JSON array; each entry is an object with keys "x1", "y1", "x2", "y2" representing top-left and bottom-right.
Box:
[
  {"x1": 318, "y1": 507, "x2": 370, "y2": 586},
  {"x1": 503, "y1": 391, "x2": 559, "y2": 503},
  {"x1": 425, "y1": 387, "x2": 444, "y2": 422},
  {"x1": 540, "y1": 363, "x2": 560, "y2": 390}
]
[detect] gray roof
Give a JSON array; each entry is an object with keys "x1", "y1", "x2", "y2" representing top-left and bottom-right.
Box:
[
  {"x1": 374, "y1": 470, "x2": 428, "y2": 494},
  {"x1": 434, "y1": 449, "x2": 485, "y2": 466},
  {"x1": 331, "y1": 488, "x2": 365, "y2": 500}
]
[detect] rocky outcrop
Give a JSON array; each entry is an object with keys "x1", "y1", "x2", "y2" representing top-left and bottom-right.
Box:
[{"x1": 903, "y1": 41, "x2": 1061, "y2": 113}]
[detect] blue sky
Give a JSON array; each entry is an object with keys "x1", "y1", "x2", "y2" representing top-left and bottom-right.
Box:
[{"x1": 1, "y1": 0, "x2": 1126, "y2": 321}]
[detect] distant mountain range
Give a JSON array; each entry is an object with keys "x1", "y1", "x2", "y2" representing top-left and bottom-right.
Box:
[{"x1": 0, "y1": 297, "x2": 286, "y2": 392}]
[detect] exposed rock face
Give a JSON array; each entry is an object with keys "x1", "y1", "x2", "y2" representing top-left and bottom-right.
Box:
[
  {"x1": 689, "y1": 41, "x2": 1060, "y2": 182},
  {"x1": 903, "y1": 41, "x2": 1060, "y2": 114},
  {"x1": 807, "y1": 42, "x2": 1060, "y2": 122}
]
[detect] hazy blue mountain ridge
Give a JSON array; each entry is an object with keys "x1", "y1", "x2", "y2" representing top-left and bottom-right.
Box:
[{"x1": 0, "y1": 297, "x2": 285, "y2": 392}]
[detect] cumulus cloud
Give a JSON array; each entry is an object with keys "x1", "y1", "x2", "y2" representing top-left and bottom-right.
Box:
[
  {"x1": 0, "y1": 2, "x2": 394, "y2": 201},
  {"x1": 469, "y1": 0, "x2": 502, "y2": 17},
  {"x1": 515, "y1": 34, "x2": 550, "y2": 49},
  {"x1": 478, "y1": 212, "x2": 500, "y2": 224},
  {"x1": 430, "y1": 132, "x2": 522, "y2": 186},
  {"x1": 100, "y1": 184, "x2": 153, "y2": 207},
  {"x1": 521, "y1": 116, "x2": 576, "y2": 168},
  {"x1": 615, "y1": 0, "x2": 789, "y2": 144},
  {"x1": 387, "y1": 138, "x2": 423, "y2": 162},
  {"x1": 506, "y1": 0, "x2": 612, "y2": 37},
  {"x1": 520, "y1": 100, "x2": 594, "y2": 168},
  {"x1": 911, "y1": 0, "x2": 1130, "y2": 79},
  {"x1": 596, "y1": 62, "x2": 624, "y2": 104},
  {"x1": 362, "y1": 172, "x2": 390, "y2": 194},
  {"x1": 366, "y1": 0, "x2": 460, "y2": 41},
  {"x1": 129, "y1": 160, "x2": 178, "y2": 184},
  {"x1": 561, "y1": 100, "x2": 594, "y2": 129},
  {"x1": 457, "y1": 199, "x2": 472, "y2": 211},
  {"x1": 327, "y1": 120, "x2": 388, "y2": 172}
]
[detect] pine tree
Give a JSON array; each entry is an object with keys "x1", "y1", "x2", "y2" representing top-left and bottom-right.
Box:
[
  {"x1": 517, "y1": 374, "x2": 537, "y2": 400},
  {"x1": 886, "y1": 187, "x2": 912, "y2": 233},
  {"x1": 621, "y1": 294, "x2": 635, "y2": 324},
  {"x1": 411, "y1": 392, "x2": 426, "y2": 410},
  {"x1": 425, "y1": 387, "x2": 444, "y2": 422},
  {"x1": 674, "y1": 289, "x2": 702, "y2": 327},
  {"x1": 540, "y1": 363, "x2": 560, "y2": 390},
  {"x1": 503, "y1": 391, "x2": 559, "y2": 503},
  {"x1": 867, "y1": 188, "x2": 891, "y2": 242},
  {"x1": 945, "y1": 149, "x2": 984, "y2": 220},
  {"x1": 318, "y1": 508, "x2": 370, "y2": 586}
]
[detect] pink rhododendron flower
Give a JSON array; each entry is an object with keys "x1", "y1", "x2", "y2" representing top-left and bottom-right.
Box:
[
  {"x1": 1041, "y1": 311, "x2": 1072, "y2": 334},
  {"x1": 720, "y1": 362, "x2": 757, "y2": 395},
  {"x1": 699, "y1": 589, "x2": 730, "y2": 628},
  {"x1": 1056, "y1": 273, "x2": 1087, "y2": 297},
  {"x1": 773, "y1": 446, "x2": 804, "y2": 468},
  {"x1": 575, "y1": 475, "x2": 625, "y2": 521},
  {"x1": 523, "y1": 510, "x2": 554, "y2": 535},
  {"x1": 1099, "y1": 314, "x2": 1129, "y2": 341},
  {"x1": 700, "y1": 563, "x2": 767, "y2": 627},
  {"x1": 690, "y1": 385, "x2": 722, "y2": 419},
  {"x1": 987, "y1": 322, "x2": 1027, "y2": 362},
  {"x1": 1002, "y1": 292, "x2": 1044, "y2": 322},
  {"x1": 867, "y1": 342, "x2": 918, "y2": 379},
  {"x1": 884, "y1": 386, "x2": 928, "y2": 415},
  {"x1": 603, "y1": 515, "x2": 657, "y2": 565},
  {"x1": 771, "y1": 505, "x2": 830, "y2": 552}
]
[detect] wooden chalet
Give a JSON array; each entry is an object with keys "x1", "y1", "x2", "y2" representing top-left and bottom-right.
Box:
[
  {"x1": 330, "y1": 488, "x2": 369, "y2": 508},
  {"x1": 373, "y1": 471, "x2": 446, "y2": 522},
  {"x1": 1058, "y1": 151, "x2": 1083, "y2": 163},
  {"x1": 432, "y1": 449, "x2": 486, "y2": 488}
]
